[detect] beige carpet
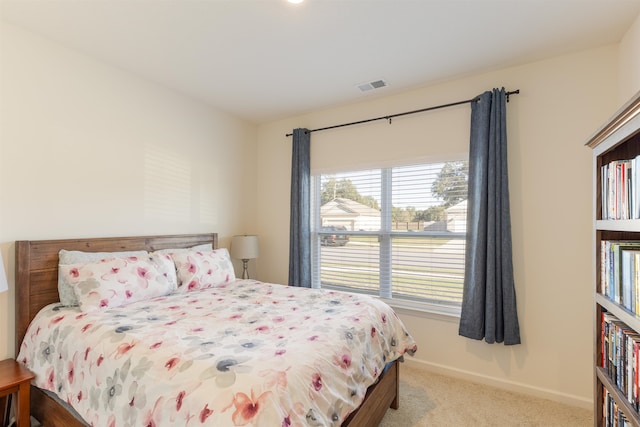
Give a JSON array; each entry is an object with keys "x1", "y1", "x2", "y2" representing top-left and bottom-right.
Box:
[{"x1": 379, "y1": 364, "x2": 593, "y2": 427}]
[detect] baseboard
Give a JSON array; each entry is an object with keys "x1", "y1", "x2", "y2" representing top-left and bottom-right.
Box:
[{"x1": 403, "y1": 358, "x2": 592, "y2": 410}]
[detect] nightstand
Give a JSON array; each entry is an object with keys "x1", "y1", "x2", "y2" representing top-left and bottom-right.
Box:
[{"x1": 0, "y1": 359, "x2": 35, "y2": 427}]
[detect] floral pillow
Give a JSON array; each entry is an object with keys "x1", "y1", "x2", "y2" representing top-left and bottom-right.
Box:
[
  {"x1": 58, "y1": 249, "x2": 149, "y2": 307},
  {"x1": 171, "y1": 248, "x2": 235, "y2": 293},
  {"x1": 59, "y1": 253, "x2": 177, "y2": 312}
]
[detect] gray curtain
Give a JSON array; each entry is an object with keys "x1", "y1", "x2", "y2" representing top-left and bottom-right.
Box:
[
  {"x1": 458, "y1": 88, "x2": 521, "y2": 345},
  {"x1": 288, "y1": 128, "x2": 311, "y2": 287}
]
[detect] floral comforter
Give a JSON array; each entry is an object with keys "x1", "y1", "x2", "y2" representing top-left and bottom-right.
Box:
[{"x1": 18, "y1": 280, "x2": 417, "y2": 427}]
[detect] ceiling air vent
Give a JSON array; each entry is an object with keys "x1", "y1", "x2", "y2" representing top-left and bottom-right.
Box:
[{"x1": 357, "y1": 79, "x2": 389, "y2": 93}]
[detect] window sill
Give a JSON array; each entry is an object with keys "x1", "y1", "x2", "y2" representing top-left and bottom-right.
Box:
[
  {"x1": 382, "y1": 297, "x2": 461, "y2": 322},
  {"x1": 321, "y1": 285, "x2": 461, "y2": 322}
]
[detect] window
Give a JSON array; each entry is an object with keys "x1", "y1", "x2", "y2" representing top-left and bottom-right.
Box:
[{"x1": 311, "y1": 160, "x2": 468, "y2": 313}]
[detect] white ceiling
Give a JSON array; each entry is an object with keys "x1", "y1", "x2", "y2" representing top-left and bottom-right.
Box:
[{"x1": 2, "y1": 0, "x2": 640, "y2": 124}]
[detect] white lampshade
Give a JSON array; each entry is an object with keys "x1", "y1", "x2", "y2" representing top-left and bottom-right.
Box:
[
  {"x1": 231, "y1": 235, "x2": 259, "y2": 260},
  {"x1": 0, "y1": 252, "x2": 8, "y2": 293}
]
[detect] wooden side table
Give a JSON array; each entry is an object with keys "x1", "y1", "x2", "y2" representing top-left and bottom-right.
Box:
[{"x1": 0, "y1": 359, "x2": 35, "y2": 427}]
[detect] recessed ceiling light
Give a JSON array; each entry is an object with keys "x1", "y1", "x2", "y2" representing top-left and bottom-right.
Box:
[{"x1": 288, "y1": 0, "x2": 304, "y2": 3}]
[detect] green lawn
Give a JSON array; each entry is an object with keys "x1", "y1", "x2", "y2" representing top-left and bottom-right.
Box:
[{"x1": 320, "y1": 236, "x2": 464, "y2": 303}]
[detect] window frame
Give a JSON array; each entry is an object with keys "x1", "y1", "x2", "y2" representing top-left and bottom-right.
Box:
[{"x1": 310, "y1": 160, "x2": 467, "y2": 317}]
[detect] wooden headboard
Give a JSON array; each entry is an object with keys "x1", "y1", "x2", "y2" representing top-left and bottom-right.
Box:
[{"x1": 14, "y1": 233, "x2": 218, "y2": 353}]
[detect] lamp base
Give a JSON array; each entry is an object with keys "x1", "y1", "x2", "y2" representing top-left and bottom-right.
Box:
[{"x1": 242, "y1": 259, "x2": 250, "y2": 279}]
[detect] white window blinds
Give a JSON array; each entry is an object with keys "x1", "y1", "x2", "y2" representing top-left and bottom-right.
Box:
[{"x1": 311, "y1": 160, "x2": 468, "y2": 309}]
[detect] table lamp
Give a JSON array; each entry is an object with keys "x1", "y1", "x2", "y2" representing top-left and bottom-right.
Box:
[{"x1": 231, "y1": 235, "x2": 259, "y2": 279}]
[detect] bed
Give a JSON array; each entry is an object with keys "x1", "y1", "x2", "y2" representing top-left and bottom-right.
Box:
[{"x1": 14, "y1": 233, "x2": 417, "y2": 426}]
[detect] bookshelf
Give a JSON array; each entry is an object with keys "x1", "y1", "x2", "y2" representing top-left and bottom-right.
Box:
[{"x1": 587, "y1": 90, "x2": 640, "y2": 427}]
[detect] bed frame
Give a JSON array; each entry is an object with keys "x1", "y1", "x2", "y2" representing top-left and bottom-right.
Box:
[{"x1": 14, "y1": 233, "x2": 400, "y2": 427}]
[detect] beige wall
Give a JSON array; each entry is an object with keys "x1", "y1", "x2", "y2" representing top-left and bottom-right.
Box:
[
  {"x1": 0, "y1": 22, "x2": 258, "y2": 359},
  {"x1": 256, "y1": 45, "x2": 623, "y2": 408},
  {"x1": 619, "y1": 12, "x2": 640, "y2": 100}
]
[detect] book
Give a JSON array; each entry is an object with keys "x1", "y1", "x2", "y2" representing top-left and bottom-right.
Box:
[
  {"x1": 601, "y1": 240, "x2": 640, "y2": 313},
  {"x1": 621, "y1": 248, "x2": 640, "y2": 312},
  {"x1": 601, "y1": 159, "x2": 636, "y2": 220}
]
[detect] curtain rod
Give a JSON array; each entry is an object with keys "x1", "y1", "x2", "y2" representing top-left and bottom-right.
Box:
[{"x1": 285, "y1": 89, "x2": 520, "y2": 137}]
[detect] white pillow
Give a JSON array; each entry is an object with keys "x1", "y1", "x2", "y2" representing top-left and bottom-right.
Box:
[
  {"x1": 171, "y1": 248, "x2": 235, "y2": 293},
  {"x1": 152, "y1": 243, "x2": 213, "y2": 256},
  {"x1": 58, "y1": 249, "x2": 148, "y2": 307},
  {"x1": 59, "y1": 253, "x2": 177, "y2": 312}
]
